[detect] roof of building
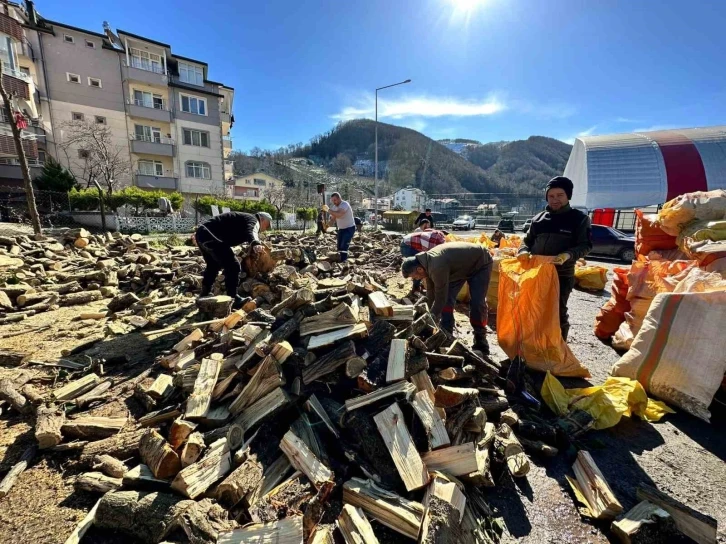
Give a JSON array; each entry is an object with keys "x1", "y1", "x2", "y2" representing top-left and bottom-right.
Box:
[
  {"x1": 116, "y1": 29, "x2": 171, "y2": 49},
  {"x1": 172, "y1": 53, "x2": 208, "y2": 66},
  {"x1": 383, "y1": 210, "x2": 419, "y2": 216},
  {"x1": 42, "y1": 19, "x2": 108, "y2": 39}
]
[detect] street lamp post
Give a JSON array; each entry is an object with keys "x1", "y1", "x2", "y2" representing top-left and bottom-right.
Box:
[{"x1": 374, "y1": 78, "x2": 411, "y2": 226}]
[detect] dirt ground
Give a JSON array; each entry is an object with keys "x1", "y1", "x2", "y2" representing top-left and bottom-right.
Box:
[{"x1": 0, "y1": 228, "x2": 724, "y2": 543}]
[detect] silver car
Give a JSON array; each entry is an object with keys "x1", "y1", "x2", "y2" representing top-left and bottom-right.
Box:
[{"x1": 452, "y1": 215, "x2": 476, "y2": 230}]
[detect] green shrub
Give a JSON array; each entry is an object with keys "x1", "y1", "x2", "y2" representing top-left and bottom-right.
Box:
[
  {"x1": 69, "y1": 187, "x2": 184, "y2": 213},
  {"x1": 192, "y1": 196, "x2": 280, "y2": 218}
]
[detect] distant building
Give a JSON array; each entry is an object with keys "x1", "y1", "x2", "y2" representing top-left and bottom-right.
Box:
[
  {"x1": 477, "y1": 203, "x2": 498, "y2": 213},
  {"x1": 353, "y1": 158, "x2": 387, "y2": 177},
  {"x1": 362, "y1": 197, "x2": 391, "y2": 212},
  {"x1": 231, "y1": 172, "x2": 283, "y2": 201},
  {"x1": 393, "y1": 186, "x2": 426, "y2": 211},
  {"x1": 427, "y1": 198, "x2": 460, "y2": 211}
]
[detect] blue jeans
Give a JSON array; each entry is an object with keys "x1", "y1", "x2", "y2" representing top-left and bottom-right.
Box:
[
  {"x1": 337, "y1": 226, "x2": 356, "y2": 262},
  {"x1": 400, "y1": 242, "x2": 421, "y2": 289}
]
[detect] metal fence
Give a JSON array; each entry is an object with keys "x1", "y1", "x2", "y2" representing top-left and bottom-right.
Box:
[{"x1": 0, "y1": 185, "x2": 79, "y2": 228}]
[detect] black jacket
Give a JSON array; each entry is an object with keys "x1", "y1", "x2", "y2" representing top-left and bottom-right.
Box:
[
  {"x1": 200, "y1": 212, "x2": 261, "y2": 247},
  {"x1": 415, "y1": 212, "x2": 435, "y2": 228},
  {"x1": 519, "y1": 204, "x2": 592, "y2": 277}
]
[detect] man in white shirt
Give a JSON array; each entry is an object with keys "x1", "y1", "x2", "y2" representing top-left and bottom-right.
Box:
[{"x1": 324, "y1": 192, "x2": 356, "y2": 262}]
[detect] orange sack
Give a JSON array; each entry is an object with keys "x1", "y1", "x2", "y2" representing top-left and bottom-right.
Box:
[
  {"x1": 635, "y1": 209, "x2": 676, "y2": 258},
  {"x1": 497, "y1": 257, "x2": 590, "y2": 378},
  {"x1": 594, "y1": 267, "x2": 631, "y2": 339}
]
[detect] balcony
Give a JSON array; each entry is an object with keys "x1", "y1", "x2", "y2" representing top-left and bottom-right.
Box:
[
  {"x1": 221, "y1": 109, "x2": 232, "y2": 125},
  {"x1": 1, "y1": 71, "x2": 29, "y2": 100},
  {"x1": 168, "y1": 74, "x2": 217, "y2": 95},
  {"x1": 0, "y1": 12, "x2": 23, "y2": 41},
  {"x1": 129, "y1": 134, "x2": 175, "y2": 157},
  {"x1": 0, "y1": 133, "x2": 37, "y2": 159},
  {"x1": 135, "y1": 172, "x2": 178, "y2": 190},
  {"x1": 223, "y1": 136, "x2": 232, "y2": 150},
  {"x1": 126, "y1": 98, "x2": 171, "y2": 123},
  {"x1": 122, "y1": 59, "x2": 168, "y2": 87},
  {"x1": 224, "y1": 159, "x2": 234, "y2": 177},
  {"x1": 0, "y1": 158, "x2": 44, "y2": 180}
]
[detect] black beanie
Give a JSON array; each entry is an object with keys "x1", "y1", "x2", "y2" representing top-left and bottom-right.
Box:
[{"x1": 545, "y1": 176, "x2": 573, "y2": 200}]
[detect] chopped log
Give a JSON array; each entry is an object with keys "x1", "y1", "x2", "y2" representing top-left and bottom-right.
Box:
[
  {"x1": 636, "y1": 484, "x2": 717, "y2": 544},
  {"x1": 62, "y1": 416, "x2": 126, "y2": 439},
  {"x1": 63, "y1": 497, "x2": 100, "y2": 544},
  {"x1": 343, "y1": 477, "x2": 425, "y2": 540},
  {"x1": 338, "y1": 504, "x2": 380, "y2": 544},
  {"x1": 611, "y1": 500, "x2": 679, "y2": 544},
  {"x1": 395, "y1": 312, "x2": 436, "y2": 340},
  {"x1": 218, "y1": 516, "x2": 303, "y2": 544},
  {"x1": 140, "y1": 430, "x2": 182, "y2": 479},
  {"x1": 234, "y1": 329, "x2": 272, "y2": 370},
  {"x1": 279, "y1": 430, "x2": 334, "y2": 489},
  {"x1": 107, "y1": 291, "x2": 140, "y2": 312},
  {"x1": 345, "y1": 356, "x2": 367, "y2": 378},
  {"x1": 172, "y1": 438, "x2": 232, "y2": 499},
  {"x1": 438, "y1": 366, "x2": 476, "y2": 382},
  {"x1": 181, "y1": 432, "x2": 206, "y2": 468},
  {"x1": 245, "y1": 454, "x2": 292, "y2": 508},
  {"x1": 147, "y1": 374, "x2": 174, "y2": 400},
  {"x1": 500, "y1": 408, "x2": 519, "y2": 427},
  {"x1": 463, "y1": 407, "x2": 487, "y2": 433},
  {"x1": 21, "y1": 383, "x2": 44, "y2": 405},
  {"x1": 271, "y1": 287, "x2": 315, "y2": 316},
  {"x1": 234, "y1": 387, "x2": 290, "y2": 433},
  {"x1": 229, "y1": 355, "x2": 283, "y2": 415},
  {"x1": 445, "y1": 340, "x2": 499, "y2": 377},
  {"x1": 302, "y1": 340, "x2": 356, "y2": 384},
  {"x1": 368, "y1": 291, "x2": 393, "y2": 317},
  {"x1": 269, "y1": 340, "x2": 294, "y2": 363},
  {"x1": 570, "y1": 450, "x2": 622, "y2": 519},
  {"x1": 209, "y1": 309, "x2": 246, "y2": 333},
  {"x1": 159, "y1": 349, "x2": 195, "y2": 371},
  {"x1": 385, "y1": 339, "x2": 408, "y2": 383},
  {"x1": 74, "y1": 237, "x2": 89, "y2": 248},
  {"x1": 169, "y1": 419, "x2": 198, "y2": 449},
  {"x1": 419, "y1": 472, "x2": 466, "y2": 544},
  {"x1": 216, "y1": 452, "x2": 264, "y2": 507},
  {"x1": 494, "y1": 423, "x2": 530, "y2": 478},
  {"x1": 122, "y1": 464, "x2": 171, "y2": 490},
  {"x1": 311, "y1": 525, "x2": 335, "y2": 544},
  {"x1": 519, "y1": 437, "x2": 559, "y2": 458},
  {"x1": 186, "y1": 353, "x2": 223, "y2": 419},
  {"x1": 80, "y1": 428, "x2": 146, "y2": 463},
  {"x1": 75, "y1": 471, "x2": 123, "y2": 493},
  {"x1": 410, "y1": 370, "x2": 436, "y2": 401},
  {"x1": 59, "y1": 290, "x2": 103, "y2": 306},
  {"x1": 425, "y1": 352, "x2": 465, "y2": 369},
  {"x1": 0, "y1": 378, "x2": 31, "y2": 414},
  {"x1": 305, "y1": 394, "x2": 340, "y2": 438},
  {"x1": 174, "y1": 327, "x2": 204, "y2": 352},
  {"x1": 307, "y1": 322, "x2": 367, "y2": 350},
  {"x1": 52, "y1": 373, "x2": 101, "y2": 402},
  {"x1": 374, "y1": 402, "x2": 429, "y2": 491},
  {"x1": 411, "y1": 390, "x2": 450, "y2": 449},
  {"x1": 479, "y1": 394, "x2": 509, "y2": 415},
  {"x1": 35, "y1": 404, "x2": 65, "y2": 449},
  {"x1": 78, "y1": 311, "x2": 107, "y2": 320},
  {"x1": 197, "y1": 295, "x2": 232, "y2": 318},
  {"x1": 434, "y1": 386, "x2": 479, "y2": 408},
  {"x1": 421, "y1": 442, "x2": 481, "y2": 477},
  {"x1": 138, "y1": 406, "x2": 182, "y2": 428},
  {"x1": 92, "y1": 454, "x2": 127, "y2": 478},
  {"x1": 345, "y1": 381, "x2": 417, "y2": 412},
  {"x1": 41, "y1": 280, "x2": 82, "y2": 294},
  {"x1": 16, "y1": 291, "x2": 52, "y2": 307},
  {"x1": 0, "y1": 446, "x2": 36, "y2": 498},
  {"x1": 300, "y1": 303, "x2": 357, "y2": 336}
]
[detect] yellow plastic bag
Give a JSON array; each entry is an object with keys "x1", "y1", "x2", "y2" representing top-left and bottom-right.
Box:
[
  {"x1": 457, "y1": 282, "x2": 470, "y2": 303},
  {"x1": 574, "y1": 265, "x2": 608, "y2": 291},
  {"x1": 499, "y1": 235, "x2": 522, "y2": 249},
  {"x1": 541, "y1": 372, "x2": 674, "y2": 430},
  {"x1": 497, "y1": 257, "x2": 590, "y2": 377}
]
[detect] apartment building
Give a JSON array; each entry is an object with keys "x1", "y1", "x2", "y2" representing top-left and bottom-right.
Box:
[
  {"x1": 231, "y1": 172, "x2": 283, "y2": 201},
  {"x1": 393, "y1": 186, "x2": 426, "y2": 211},
  {"x1": 0, "y1": 0, "x2": 234, "y2": 202}
]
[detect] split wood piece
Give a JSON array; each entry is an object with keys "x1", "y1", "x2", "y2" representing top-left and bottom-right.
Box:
[
  {"x1": 368, "y1": 291, "x2": 393, "y2": 317},
  {"x1": 63, "y1": 497, "x2": 100, "y2": 544},
  {"x1": 385, "y1": 339, "x2": 408, "y2": 383},
  {"x1": 434, "y1": 386, "x2": 479, "y2": 408},
  {"x1": 410, "y1": 370, "x2": 446, "y2": 421},
  {"x1": 21, "y1": 383, "x2": 44, "y2": 405},
  {"x1": 218, "y1": 515, "x2": 304, "y2": 544},
  {"x1": 62, "y1": 416, "x2": 127, "y2": 439},
  {"x1": 78, "y1": 312, "x2": 107, "y2": 320},
  {"x1": 305, "y1": 394, "x2": 340, "y2": 438},
  {"x1": 226, "y1": 423, "x2": 244, "y2": 451},
  {"x1": 299, "y1": 303, "x2": 357, "y2": 336},
  {"x1": 122, "y1": 464, "x2": 172, "y2": 490},
  {"x1": 173, "y1": 327, "x2": 204, "y2": 353},
  {"x1": 359, "y1": 320, "x2": 396, "y2": 361},
  {"x1": 234, "y1": 330, "x2": 272, "y2": 370},
  {"x1": 302, "y1": 340, "x2": 356, "y2": 384},
  {"x1": 138, "y1": 406, "x2": 182, "y2": 428},
  {"x1": 186, "y1": 353, "x2": 223, "y2": 419},
  {"x1": 234, "y1": 387, "x2": 290, "y2": 433},
  {"x1": 463, "y1": 407, "x2": 488, "y2": 433},
  {"x1": 181, "y1": 431, "x2": 206, "y2": 468},
  {"x1": 463, "y1": 438, "x2": 494, "y2": 488},
  {"x1": 279, "y1": 429, "x2": 334, "y2": 489},
  {"x1": 421, "y1": 442, "x2": 481, "y2": 477},
  {"x1": 52, "y1": 373, "x2": 101, "y2": 402},
  {"x1": 494, "y1": 423, "x2": 530, "y2": 478},
  {"x1": 75, "y1": 471, "x2": 123, "y2": 493},
  {"x1": 172, "y1": 438, "x2": 232, "y2": 499},
  {"x1": 147, "y1": 374, "x2": 174, "y2": 400},
  {"x1": 216, "y1": 452, "x2": 264, "y2": 507},
  {"x1": 229, "y1": 355, "x2": 283, "y2": 416},
  {"x1": 519, "y1": 436, "x2": 558, "y2": 457},
  {"x1": 91, "y1": 454, "x2": 127, "y2": 478},
  {"x1": 419, "y1": 472, "x2": 466, "y2": 544},
  {"x1": 59, "y1": 290, "x2": 103, "y2": 306},
  {"x1": 196, "y1": 295, "x2": 232, "y2": 318},
  {"x1": 346, "y1": 356, "x2": 367, "y2": 378},
  {"x1": 343, "y1": 477, "x2": 425, "y2": 540},
  {"x1": 445, "y1": 340, "x2": 499, "y2": 378},
  {"x1": 479, "y1": 394, "x2": 510, "y2": 415},
  {"x1": 611, "y1": 500, "x2": 678, "y2": 544},
  {"x1": 209, "y1": 309, "x2": 246, "y2": 333},
  {"x1": 338, "y1": 504, "x2": 380, "y2": 544},
  {"x1": 311, "y1": 525, "x2": 336, "y2": 544},
  {"x1": 571, "y1": 450, "x2": 621, "y2": 520},
  {"x1": 169, "y1": 419, "x2": 198, "y2": 450},
  {"x1": 40, "y1": 281, "x2": 82, "y2": 295},
  {"x1": 411, "y1": 390, "x2": 450, "y2": 450},
  {"x1": 307, "y1": 322, "x2": 368, "y2": 350},
  {"x1": 500, "y1": 408, "x2": 519, "y2": 428},
  {"x1": 374, "y1": 402, "x2": 429, "y2": 491},
  {"x1": 246, "y1": 455, "x2": 293, "y2": 508},
  {"x1": 0, "y1": 378, "x2": 31, "y2": 414},
  {"x1": 345, "y1": 381, "x2": 417, "y2": 412},
  {"x1": 107, "y1": 292, "x2": 140, "y2": 313},
  {"x1": 0, "y1": 445, "x2": 36, "y2": 498},
  {"x1": 425, "y1": 352, "x2": 465, "y2": 369},
  {"x1": 636, "y1": 484, "x2": 717, "y2": 544},
  {"x1": 35, "y1": 404, "x2": 65, "y2": 449},
  {"x1": 438, "y1": 366, "x2": 476, "y2": 382},
  {"x1": 395, "y1": 312, "x2": 437, "y2": 340},
  {"x1": 271, "y1": 287, "x2": 315, "y2": 316},
  {"x1": 140, "y1": 430, "x2": 182, "y2": 479},
  {"x1": 159, "y1": 349, "x2": 195, "y2": 371},
  {"x1": 266, "y1": 340, "x2": 294, "y2": 364},
  {"x1": 80, "y1": 428, "x2": 146, "y2": 463},
  {"x1": 377, "y1": 305, "x2": 415, "y2": 322}
]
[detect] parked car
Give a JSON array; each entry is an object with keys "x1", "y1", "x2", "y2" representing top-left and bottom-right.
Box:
[
  {"x1": 497, "y1": 218, "x2": 515, "y2": 233},
  {"x1": 452, "y1": 215, "x2": 476, "y2": 230},
  {"x1": 522, "y1": 218, "x2": 533, "y2": 233},
  {"x1": 590, "y1": 225, "x2": 636, "y2": 262}
]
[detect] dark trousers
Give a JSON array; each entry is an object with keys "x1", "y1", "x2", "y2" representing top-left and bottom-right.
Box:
[
  {"x1": 400, "y1": 242, "x2": 421, "y2": 289},
  {"x1": 196, "y1": 226, "x2": 241, "y2": 298},
  {"x1": 337, "y1": 226, "x2": 356, "y2": 262},
  {"x1": 558, "y1": 274, "x2": 576, "y2": 341},
  {"x1": 440, "y1": 260, "x2": 492, "y2": 335},
  {"x1": 316, "y1": 221, "x2": 325, "y2": 235}
]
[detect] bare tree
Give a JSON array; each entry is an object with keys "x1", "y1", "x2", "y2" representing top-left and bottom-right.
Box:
[
  {"x1": 263, "y1": 185, "x2": 293, "y2": 230},
  {"x1": 58, "y1": 120, "x2": 131, "y2": 193}
]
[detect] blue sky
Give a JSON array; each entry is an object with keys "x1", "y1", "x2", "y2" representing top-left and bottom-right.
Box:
[{"x1": 38, "y1": 0, "x2": 726, "y2": 150}]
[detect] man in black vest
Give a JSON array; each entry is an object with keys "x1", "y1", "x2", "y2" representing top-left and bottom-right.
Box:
[{"x1": 518, "y1": 177, "x2": 592, "y2": 341}]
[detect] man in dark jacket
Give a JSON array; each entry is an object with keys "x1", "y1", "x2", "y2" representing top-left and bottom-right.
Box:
[
  {"x1": 414, "y1": 208, "x2": 435, "y2": 229},
  {"x1": 195, "y1": 211, "x2": 272, "y2": 309},
  {"x1": 518, "y1": 176, "x2": 592, "y2": 340},
  {"x1": 401, "y1": 242, "x2": 493, "y2": 355}
]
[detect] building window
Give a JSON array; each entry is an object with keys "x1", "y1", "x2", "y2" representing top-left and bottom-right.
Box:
[
  {"x1": 182, "y1": 128, "x2": 209, "y2": 147},
  {"x1": 72, "y1": 112, "x2": 84, "y2": 121},
  {"x1": 180, "y1": 94, "x2": 206, "y2": 115},
  {"x1": 185, "y1": 161, "x2": 211, "y2": 179},
  {"x1": 19, "y1": 66, "x2": 30, "y2": 76},
  {"x1": 78, "y1": 149, "x2": 89, "y2": 159},
  {"x1": 178, "y1": 62, "x2": 203, "y2": 86},
  {"x1": 134, "y1": 124, "x2": 162, "y2": 143},
  {"x1": 253, "y1": 178, "x2": 266, "y2": 186},
  {"x1": 38, "y1": 150, "x2": 46, "y2": 164},
  {"x1": 129, "y1": 47, "x2": 163, "y2": 74},
  {"x1": 63, "y1": 34, "x2": 75, "y2": 44},
  {"x1": 95, "y1": 116, "x2": 106, "y2": 125},
  {"x1": 133, "y1": 90, "x2": 164, "y2": 109},
  {"x1": 138, "y1": 160, "x2": 164, "y2": 176},
  {"x1": 67, "y1": 72, "x2": 80, "y2": 84},
  {"x1": 88, "y1": 77, "x2": 102, "y2": 88},
  {"x1": 85, "y1": 40, "x2": 95, "y2": 49}
]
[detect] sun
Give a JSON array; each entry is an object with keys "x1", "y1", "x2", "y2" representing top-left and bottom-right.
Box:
[{"x1": 448, "y1": 0, "x2": 486, "y2": 14}]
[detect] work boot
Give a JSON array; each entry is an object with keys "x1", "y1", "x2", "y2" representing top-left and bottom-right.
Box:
[
  {"x1": 232, "y1": 295, "x2": 246, "y2": 311},
  {"x1": 472, "y1": 332, "x2": 490, "y2": 358}
]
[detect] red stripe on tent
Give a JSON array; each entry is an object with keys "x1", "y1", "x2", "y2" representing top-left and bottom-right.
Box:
[{"x1": 648, "y1": 131, "x2": 708, "y2": 200}]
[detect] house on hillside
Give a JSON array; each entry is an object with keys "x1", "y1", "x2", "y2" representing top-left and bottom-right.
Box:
[
  {"x1": 382, "y1": 210, "x2": 418, "y2": 231},
  {"x1": 231, "y1": 172, "x2": 283, "y2": 201},
  {"x1": 393, "y1": 186, "x2": 426, "y2": 211},
  {"x1": 362, "y1": 197, "x2": 391, "y2": 212}
]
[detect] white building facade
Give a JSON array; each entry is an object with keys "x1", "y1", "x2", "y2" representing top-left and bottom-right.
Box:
[{"x1": 393, "y1": 186, "x2": 426, "y2": 211}]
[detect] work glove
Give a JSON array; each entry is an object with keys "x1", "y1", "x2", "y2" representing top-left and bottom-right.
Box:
[
  {"x1": 517, "y1": 251, "x2": 531, "y2": 263},
  {"x1": 252, "y1": 244, "x2": 265, "y2": 255},
  {"x1": 321, "y1": 204, "x2": 329, "y2": 212},
  {"x1": 552, "y1": 253, "x2": 571, "y2": 265}
]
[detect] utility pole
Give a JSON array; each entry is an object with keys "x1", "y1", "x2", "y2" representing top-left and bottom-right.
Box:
[{"x1": 0, "y1": 71, "x2": 42, "y2": 235}]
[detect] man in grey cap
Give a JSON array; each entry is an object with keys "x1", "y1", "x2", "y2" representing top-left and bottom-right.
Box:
[{"x1": 195, "y1": 210, "x2": 272, "y2": 309}]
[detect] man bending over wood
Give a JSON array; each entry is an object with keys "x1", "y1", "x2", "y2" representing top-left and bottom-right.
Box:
[
  {"x1": 401, "y1": 242, "x2": 493, "y2": 355},
  {"x1": 195, "y1": 211, "x2": 272, "y2": 310}
]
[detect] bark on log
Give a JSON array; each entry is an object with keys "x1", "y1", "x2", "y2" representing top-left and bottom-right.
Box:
[
  {"x1": 75, "y1": 471, "x2": 123, "y2": 493},
  {"x1": 181, "y1": 431, "x2": 206, "y2": 468},
  {"x1": 0, "y1": 446, "x2": 36, "y2": 498},
  {"x1": 92, "y1": 454, "x2": 127, "y2": 478},
  {"x1": 59, "y1": 290, "x2": 103, "y2": 306},
  {"x1": 216, "y1": 452, "x2": 264, "y2": 507},
  {"x1": 35, "y1": 404, "x2": 65, "y2": 449},
  {"x1": 0, "y1": 378, "x2": 31, "y2": 414},
  {"x1": 169, "y1": 419, "x2": 197, "y2": 450},
  {"x1": 196, "y1": 295, "x2": 232, "y2": 318},
  {"x1": 140, "y1": 430, "x2": 182, "y2": 479},
  {"x1": 302, "y1": 340, "x2": 356, "y2": 384},
  {"x1": 62, "y1": 416, "x2": 127, "y2": 439},
  {"x1": 80, "y1": 429, "x2": 146, "y2": 463}
]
